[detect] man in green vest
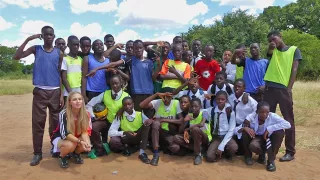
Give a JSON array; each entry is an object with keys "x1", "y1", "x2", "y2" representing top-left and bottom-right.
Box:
[{"x1": 264, "y1": 30, "x2": 302, "y2": 162}]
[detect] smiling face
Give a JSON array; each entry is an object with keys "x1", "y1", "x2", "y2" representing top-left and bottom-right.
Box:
[
  {"x1": 92, "y1": 40, "x2": 104, "y2": 54},
  {"x1": 69, "y1": 93, "x2": 83, "y2": 109},
  {"x1": 234, "y1": 81, "x2": 245, "y2": 97},
  {"x1": 110, "y1": 76, "x2": 122, "y2": 93}
]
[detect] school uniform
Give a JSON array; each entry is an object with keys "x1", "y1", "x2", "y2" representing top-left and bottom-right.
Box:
[
  {"x1": 150, "y1": 99, "x2": 182, "y2": 153},
  {"x1": 32, "y1": 45, "x2": 61, "y2": 155},
  {"x1": 226, "y1": 62, "x2": 236, "y2": 82},
  {"x1": 175, "y1": 89, "x2": 211, "y2": 109},
  {"x1": 108, "y1": 110, "x2": 150, "y2": 152},
  {"x1": 207, "y1": 83, "x2": 234, "y2": 107},
  {"x1": 86, "y1": 89, "x2": 129, "y2": 154},
  {"x1": 61, "y1": 55, "x2": 82, "y2": 97},
  {"x1": 206, "y1": 105, "x2": 238, "y2": 162},
  {"x1": 173, "y1": 110, "x2": 212, "y2": 156},
  {"x1": 190, "y1": 52, "x2": 202, "y2": 68},
  {"x1": 234, "y1": 112, "x2": 291, "y2": 163}
]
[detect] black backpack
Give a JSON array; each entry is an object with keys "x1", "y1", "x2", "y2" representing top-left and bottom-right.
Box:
[
  {"x1": 210, "y1": 107, "x2": 232, "y2": 135},
  {"x1": 210, "y1": 82, "x2": 233, "y2": 106}
]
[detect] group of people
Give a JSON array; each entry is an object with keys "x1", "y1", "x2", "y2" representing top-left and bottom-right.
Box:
[{"x1": 13, "y1": 25, "x2": 301, "y2": 172}]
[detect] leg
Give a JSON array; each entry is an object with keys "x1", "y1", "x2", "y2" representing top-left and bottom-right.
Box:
[
  {"x1": 191, "y1": 127, "x2": 208, "y2": 155},
  {"x1": 268, "y1": 130, "x2": 285, "y2": 162},
  {"x1": 151, "y1": 121, "x2": 161, "y2": 150},
  {"x1": 173, "y1": 134, "x2": 193, "y2": 150},
  {"x1": 206, "y1": 138, "x2": 222, "y2": 162},
  {"x1": 58, "y1": 140, "x2": 77, "y2": 157},
  {"x1": 91, "y1": 120, "x2": 108, "y2": 155},
  {"x1": 249, "y1": 136, "x2": 264, "y2": 155},
  {"x1": 48, "y1": 89, "x2": 61, "y2": 137},
  {"x1": 224, "y1": 138, "x2": 238, "y2": 159},
  {"x1": 263, "y1": 87, "x2": 278, "y2": 113},
  {"x1": 278, "y1": 89, "x2": 296, "y2": 157},
  {"x1": 109, "y1": 136, "x2": 124, "y2": 153},
  {"x1": 101, "y1": 122, "x2": 111, "y2": 143}
]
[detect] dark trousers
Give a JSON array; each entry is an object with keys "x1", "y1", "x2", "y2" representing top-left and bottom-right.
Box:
[
  {"x1": 86, "y1": 91, "x2": 102, "y2": 101},
  {"x1": 206, "y1": 136, "x2": 238, "y2": 162},
  {"x1": 241, "y1": 130, "x2": 284, "y2": 162},
  {"x1": 109, "y1": 125, "x2": 151, "y2": 152},
  {"x1": 249, "y1": 92, "x2": 264, "y2": 102},
  {"x1": 131, "y1": 94, "x2": 154, "y2": 118},
  {"x1": 91, "y1": 120, "x2": 111, "y2": 153},
  {"x1": 32, "y1": 87, "x2": 60, "y2": 154},
  {"x1": 173, "y1": 127, "x2": 209, "y2": 155},
  {"x1": 264, "y1": 86, "x2": 295, "y2": 155},
  {"x1": 151, "y1": 121, "x2": 180, "y2": 152}
]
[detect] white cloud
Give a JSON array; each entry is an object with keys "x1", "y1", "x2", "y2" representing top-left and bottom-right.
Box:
[
  {"x1": 0, "y1": 0, "x2": 55, "y2": 11},
  {"x1": 144, "y1": 31, "x2": 176, "y2": 43},
  {"x1": 115, "y1": 0, "x2": 208, "y2": 29},
  {"x1": 190, "y1": 19, "x2": 199, "y2": 25},
  {"x1": 69, "y1": 0, "x2": 118, "y2": 14},
  {"x1": 69, "y1": 22, "x2": 105, "y2": 40},
  {"x1": 0, "y1": 16, "x2": 15, "y2": 31},
  {"x1": 114, "y1": 29, "x2": 141, "y2": 43},
  {"x1": 212, "y1": 0, "x2": 275, "y2": 14},
  {"x1": 203, "y1": 14, "x2": 222, "y2": 26},
  {"x1": 20, "y1": 20, "x2": 54, "y2": 36}
]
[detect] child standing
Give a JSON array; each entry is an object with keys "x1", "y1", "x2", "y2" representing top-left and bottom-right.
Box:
[
  {"x1": 54, "y1": 38, "x2": 66, "y2": 55},
  {"x1": 79, "y1": 36, "x2": 91, "y2": 58},
  {"x1": 13, "y1": 26, "x2": 64, "y2": 166},
  {"x1": 235, "y1": 101, "x2": 291, "y2": 171}
]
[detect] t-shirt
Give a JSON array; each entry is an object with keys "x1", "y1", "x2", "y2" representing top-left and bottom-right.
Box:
[
  {"x1": 265, "y1": 47, "x2": 302, "y2": 89},
  {"x1": 194, "y1": 59, "x2": 221, "y2": 90},
  {"x1": 238, "y1": 57, "x2": 269, "y2": 94},
  {"x1": 151, "y1": 99, "x2": 182, "y2": 115}
]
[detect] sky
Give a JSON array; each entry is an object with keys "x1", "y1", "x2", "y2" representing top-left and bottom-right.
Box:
[{"x1": 0, "y1": 0, "x2": 296, "y2": 64}]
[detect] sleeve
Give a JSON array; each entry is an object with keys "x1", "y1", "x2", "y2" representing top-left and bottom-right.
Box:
[
  {"x1": 159, "y1": 60, "x2": 169, "y2": 75},
  {"x1": 234, "y1": 124, "x2": 243, "y2": 139},
  {"x1": 226, "y1": 64, "x2": 236, "y2": 82},
  {"x1": 202, "y1": 110, "x2": 210, "y2": 123},
  {"x1": 266, "y1": 114, "x2": 291, "y2": 135},
  {"x1": 245, "y1": 112, "x2": 256, "y2": 123},
  {"x1": 108, "y1": 120, "x2": 123, "y2": 137},
  {"x1": 218, "y1": 112, "x2": 236, "y2": 151},
  {"x1": 249, "y1": 96, "x2": 258, "y2": 112},
  {"x1": 206, "y1": 84, "x2": 213, "y2": 94},
  {"x1": 183, "y1": 64, "x2": 192, "y2": 78},
  {"x1": 86, "y1": 92, "x2": 104, "y2": 118},
  {"x1": 61, "y1": 58, "x2": 67, "y2": 70},
  {"x1": 294, "y1": 48, "x2": 302, "y2": 61},
  {"x1": 59, "y1": 111, "x2": 69, "y2": 139},
  {"x1": 150, "y1": 99, "x2": 161, "y2": 111},
  {"x1": 173, "y1": 90, "x2": 185, "y2": 99}
]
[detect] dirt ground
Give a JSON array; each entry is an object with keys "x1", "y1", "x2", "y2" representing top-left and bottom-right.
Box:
[{"x1": 0, "y1": 94, "x2": 319, "y2": 180}]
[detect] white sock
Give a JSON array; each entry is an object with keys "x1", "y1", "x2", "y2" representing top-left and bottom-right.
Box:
[{"x1": 139, "y1": 149, "x2": 145, "y2": 155}]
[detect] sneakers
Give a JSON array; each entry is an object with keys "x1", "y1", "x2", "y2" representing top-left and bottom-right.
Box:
[
  {"x1": 194, "y1": 155, "x2": 202, "y2": 165},
  {"x1": 72, "y1": 153, "x2": 84, "y2": 164},
  {"x1": 58, "y1": 156, "x2": 69, "y2": 168},
  {"x1": 30, "y1": 154, "x2": 42, "y2": 166},
  {"x1": 150, "y1": 155, "x2": 159, "y2": 166},
  {"x1": 245, "y1": 157, "x2": 254, "y2": 165},
  {"x1": 279, "y1": 154, "x2": 294, "y2": 162},
  {"x1": 103, "y1": 143, "x2": 111, "y2": 155},
  {"x1": 88, "y1": 149, "x2": 97, "y2": 159},
  {"x1": 139, "y1": 153, "x2": 150, "y2": 164},
  {"x1": 122, "y1": 148, "x2": 131, "y2": 157},
  {"x1": 266, "y1": 161, "x2": 276, "y2": 172}
]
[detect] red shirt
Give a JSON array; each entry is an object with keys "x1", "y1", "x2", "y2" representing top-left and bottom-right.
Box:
[{"x1": 194, "y1": 59, "x2": 221, "y2": 90}]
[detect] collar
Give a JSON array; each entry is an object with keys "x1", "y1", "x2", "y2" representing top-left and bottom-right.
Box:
[
  {"x1": 214, "y1": 103, "x2": 231, "y2": 113},
  {"x1": 189, "y1": 89, "x2": 200, "y2": 97},
  {"x1": 111, "y1": 89, "x2": 123, "y2": 100},
  {"x1": 254, "y1": 112, "x2": 272, "y2": 123},
  {"x1": 216, "y1": 84, "x2": 226, "y2": 91},
  {"x1": 124, "y1": 110, "x2": 136, "y2": 118}
]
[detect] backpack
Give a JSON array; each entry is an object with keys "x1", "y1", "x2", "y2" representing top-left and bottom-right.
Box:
[
  {"x1": 187, "y1": 88, "x2": 208, "y2": 108},
  {"x1": 210, "y1": 107, "x2": 232, "y2": 135},
  {"x1": 210, "y1": 82, "x2": 233, "y2": 106}
]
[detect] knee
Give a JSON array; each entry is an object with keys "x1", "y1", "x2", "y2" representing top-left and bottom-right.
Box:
[
  {"x1": 61, "y1": 140, "x2": 76, "y2": 152},
  {"x1": 151, "y1": 121, "x2": 160, "y2": 130},
  {"x1": 169, "y1": 144, "x2": 180, "y2": 153},
  {"x1": 271, "y1": 130, "x2": 285, "y2": 138},
  {"x1": 249, "y1": 142, "x2": 260, "y2": 154},
  {"x1": 227, "y1": 142, "x2": 238, "y2": 154},
  {"x1": 190, "y1": 127, "x2": 201, "y2": 136}
]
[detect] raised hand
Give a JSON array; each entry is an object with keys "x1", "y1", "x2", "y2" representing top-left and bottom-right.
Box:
[{"x1": 27, "y1": 34, "x2": 42, "y2": 41}]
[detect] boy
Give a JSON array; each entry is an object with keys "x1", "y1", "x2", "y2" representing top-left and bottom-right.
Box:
[
  {"x1": 232, "y1": 43, "x2": 269, "y2": 102},
  {"x1": 106, "y1": 49, "x2": 129, "y2": 83},
  {"x1": 13, "y1": 26, "x2": 64, "y2": 166},
  {"x1": 79, "y1": 36, "x2": 91, "y2": 58},
  {"x1": 159, "y1": 44, "x2": 192, "y2": 93},
  {"x1": 182, "y1": 40, "x2": 189, "y2": 51},
  {"x1": 154, "y1": 41, "x2": 170, "y2": 93},
  {"x1": 54, "y1": 38, "x2": 66, "y2": 55},
  {"x1": 140, "y1": 92, "x2": 183, "y2": 166},
  {"x1": 221, "y1": 50, "x2": 236, "y2": 82},
  {"x1": 104, "y1": 34, "x2": 115, "y2": 50},
  {"x1": 182, "y1": 50, "x2": 193, "y2": 70},
  {"x1": 190, "y1": 39, "x2": 202, "y2": 67},
  {"x1": 233, "y1": 44, "x2": 245, "y2": 80},
  {"x1": 167, "y1": 36, "x2": 182, "y2": 60},
  {"x1": 86, "y1": 74, "x2": 130, "y2": 156},
  {"x1": 61, "y1": 36, "x2": 82, "y2": 99},
  {"x1": 264, "y1": 30, "x2": 302, "y2": 162},
  {"x1": 235, "y1": 101, "x2": 291, "y2": 171},
  {"x1": 194, "y1": 45, "x2": 220, "y2": 91},
  {"x1": 108, "y1": 97, "x2": 151, "y2": 163}
]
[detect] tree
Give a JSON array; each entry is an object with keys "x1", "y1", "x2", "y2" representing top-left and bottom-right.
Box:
[{"x1": 0, "y1": 45, "x2": 23, "y2": 73}]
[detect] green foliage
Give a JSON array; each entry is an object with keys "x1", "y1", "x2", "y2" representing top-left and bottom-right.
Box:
[{"x1": 282, "y1": 30, "x2": 320, "y2": 80}]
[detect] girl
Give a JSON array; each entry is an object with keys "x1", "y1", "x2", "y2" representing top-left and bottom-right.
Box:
[{"x1": 51, "y1": 92, "x2": 92, "y2": 168}]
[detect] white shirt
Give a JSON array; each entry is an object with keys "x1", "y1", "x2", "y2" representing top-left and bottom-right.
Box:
[
  {"x1": 190, "y1": 53, "x2": 202, "y2": 67},
  {"x1": 175, "y1": 89, "x2": 211, "y2": 109},
  {"x1": 207, "y1": 83, "x2": 234, "y2": 95},
  {"x1": 86, "y1": 89, "x2": 125, "y2": 118},
  {"x1": 226, "y1": 62, "x2": 236, "y2": 82},
  {"x1": 234, "y1": 112, "x2": 291, "y2": 139},
  {"x1": 108, "y1": 110, "x2": 149, "y2": 137},
  {"x1": 228, "y1": 93, "x2": 257, "y2": 126},
  {"x1": 206, "y1": 104, "x2": 236, "y2": 151},
  {"x1": 151, "y1": 99, "x2": 182, "y2": 117}
]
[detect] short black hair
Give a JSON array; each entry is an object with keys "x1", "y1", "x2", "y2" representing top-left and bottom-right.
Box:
[
  {"x1": 41, "y1": 26, "x2": 54, "y2": 34},
  {"x1": 182, "y1": 40, "x2": 188, "y2": 43},
  {"x1": 109, "y1": 49, "x2": 122, "y2": 61},
  {"x1": 122, "y1": 96, "x2": 133, "y2": 104},
  {"x1": 216, "y1": 71, "x2": 227, "y2": 80},
  {"x1": 191, "y1": 97, "x2": 201, "y2": 105},
  {"x1": 257, "y1": 101, "x2": 270, "y2": 110},
  {"x1": 250, "y1": 43, "x2": 260, "y2": 49},
  {"x1": 67, "y1": 35, "x2": 78, "y2": 43},
  {"x1": 236, "y1": 43, "x2": 246, "y2": 49},
  {"x1": 182, "y1": 50, "x2": 192, "y2": 58},
  {"x1": 54, "y1": 38, "x2": 65, "y2": 45},
  {"x1": 205, "y1": 44, "x2": 214, "y2": 49},
  {"x1": 172, "y1": 43, "x2": 182, "y2": 51},
  {"x1": 92, "y1": 39, "x2": 102, "y2": 46},
  {"x1": 267, "y1": 30, "x2": 281, "y2": 38},
  {"x1": 234, "y1": 78, "x2": 246, "y2": 87},
  {"x1": 180, "y1": 95, "x2": 191, "y2": 102},
  {"x1": 133, "y1": 39, "x2": 144, "y2": 46},
  {"x1": 173, "y1": 36, "x2": 182, "y2": 41},
  {"x1": 126, "y1": 40, "x2": 133, "y2": 46},
  {"x1": 104, "y1": 34, "x2": 114, "y2": 41},
  {"x1": 192, "y1": 39, "x2": 201, "y2": 44},
  {"x1": 80, "y1": 36, "x2": 91, "y2": 44},
  {"x1": 110, "y1": 74, "x2": 122, "y2": 83},
  {"x1": 164, "y1": 41, "x2": 171, "y2": 48},
  {"x1": 216, "y1": 90, "x2": 228, "y2": 99}
]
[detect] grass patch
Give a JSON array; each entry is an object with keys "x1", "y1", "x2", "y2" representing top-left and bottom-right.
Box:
[
  {"x1": 0, "y1": 72, "x2": 32, "y2": 80},
  {"x1": 0, "y1": 79, "x2": 33, "y2": 95}
]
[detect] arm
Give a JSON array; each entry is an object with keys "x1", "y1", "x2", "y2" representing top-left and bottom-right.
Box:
[
  {"x1": 86, "y1": 92, "x2": 104, "y2": 118},
  {"x1": 287, "y1": 61, "x2": 299, "y2": 90},
  {"x1": 59, "y1": 52, "x2": 64, "y2": 108},
  {"x1": 87, "y1": 59, "x2": 125, "y2": 77},
  {"x1": 139, "y1": 93, "x2": 159, "y2": 109},
  {"x1": 160, "y1": 118, "x2": 183, "y2": 125},
  {"x1": 116, "y1": 69, "x2": 129, "y2": 81},
  {"x1": 81, "y1": 56, "x2": 89, "y2": 103},
  {"x1": 218, "y1": 112, "x2": 236, "y2": 151},
  {"x1": 103, "y1": 43, "x2": 123, "y2": 58},
  {"x1": 266, "y1": 114, "x2": 291, "y2": 135},
  {"x1": 108, "y1": 119, "x2": 123, "y2": 137},
  {"x1": 62, "y1": 70, "x2": 72, "y2": 93},
  {"x1": 152, "y1": 59, "x2": 161, "y2": 81},
  {"x1": 172, "y1": 81, "x2": 188, "y2": 95},
  {"x1": 158, "y1": 60, "x2": 178, "y2": 80},
  {"x1": 231, "y1": 49, "x2": 244, "y2": 65},
  {"x1": 13, "y1": 34, "x2": 41, "y2": 60}
]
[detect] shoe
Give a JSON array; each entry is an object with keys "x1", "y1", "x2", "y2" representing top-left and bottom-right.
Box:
[
  {"x1": 52, "y1": 152, "x2": 60, "y2": 158},
  {"x1": 245, "y1": 157, "x2": 254, "y2": 165},
  {"x1": 279, "y1": 154, "x2": 294, "y2": 162},
  {"x1": 266, "y1": 161, "x2": 276, "y2": 172},
  {"x1": 88, "y1": 149, "x2": 97, "y2": 159},
  {"x1": 30, "y1": 154, "x2": 42, "y2": 166},
  {"x1": 73, "y1": 153, "x2": 84, "y2": 164},
  {"x1": 103, "y1": 143, "x2": 111, "y2": 155},
  {"x1": 58, "y1": 156, "x2": 69, "y2": 168},
  {"x1": 258, "y1": 154, "x2": 266, "y2": 164},
  {"x1": 225, "y1": 153, "x2": 233, "y2": 161},
  {"x1": 139, "y1": 153, "x2": 150, "y2": 164},
  {"x1": 150, "y1": 155, "x2": 159, "y2": 166},
  {"x1": 122, "y1": 148, "x2": 131, "y2": 157},
  {"x1": 95, "y1": 149, "x2": 105, "y2": 157},
  {"x1": 194, "y1": 155, "x2": 202, "y2": 165}
]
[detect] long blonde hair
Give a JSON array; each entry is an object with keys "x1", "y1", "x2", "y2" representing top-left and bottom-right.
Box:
[{"x1": 65, "y1": 92, "x2": 89, "y2": 135}]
